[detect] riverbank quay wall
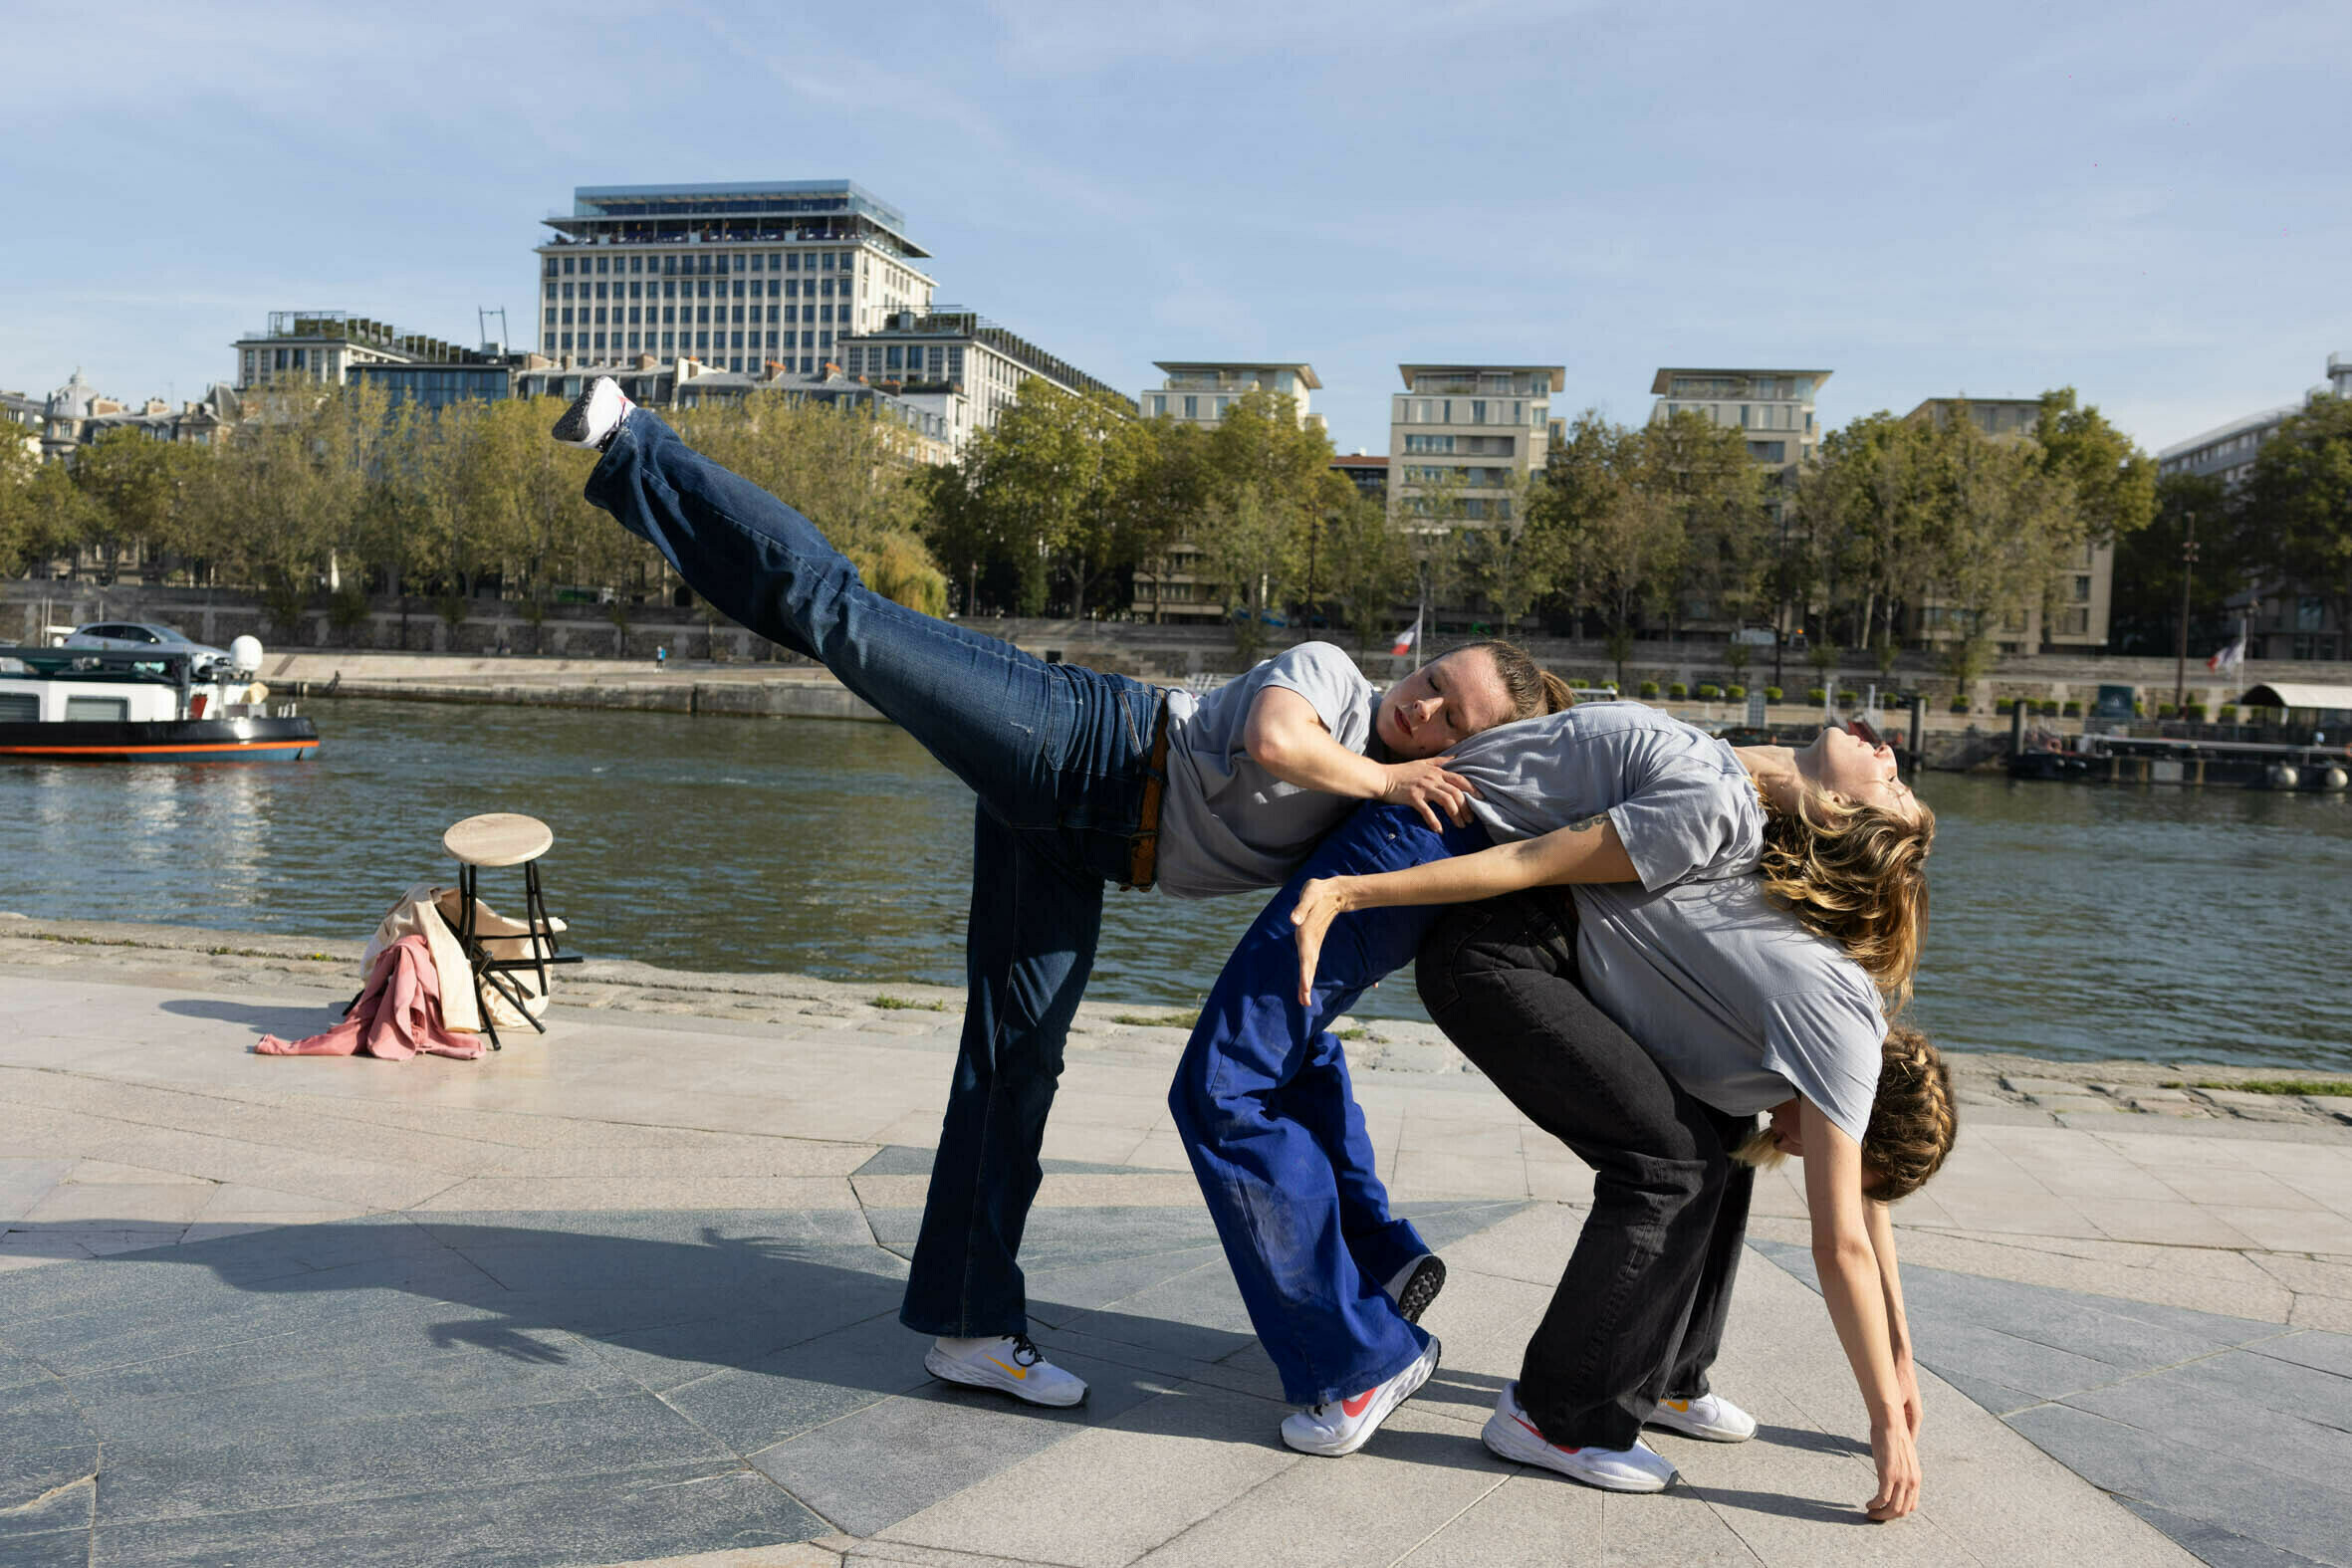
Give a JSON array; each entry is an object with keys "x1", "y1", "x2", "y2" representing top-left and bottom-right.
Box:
[{"x1": 9, "y1": 580, "x2": 2345, "y2": 715}]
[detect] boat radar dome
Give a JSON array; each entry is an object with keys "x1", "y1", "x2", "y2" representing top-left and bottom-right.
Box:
[{"x1": 230, "y1": 636, "x2": 264, "y2": 675}]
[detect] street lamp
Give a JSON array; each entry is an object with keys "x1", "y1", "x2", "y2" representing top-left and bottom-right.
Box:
[{"x1": 2173, "y1": 510, "x2": 2197, "y2": 716}]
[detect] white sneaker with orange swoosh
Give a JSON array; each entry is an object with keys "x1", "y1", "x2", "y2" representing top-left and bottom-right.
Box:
[
  {"x1": 1280, "y1": 1337, "x2": 1440, "y2": 1456},
  {"x1": 924, "y1": 1333, "x2": 1088, "y2": 1407},
  {"x1": 1645, "y1": 1391, "x2": 1758, "y2": 1443}
]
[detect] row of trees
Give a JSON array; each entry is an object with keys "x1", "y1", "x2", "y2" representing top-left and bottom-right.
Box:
[
  {"x1": 12, "y1": 367, "x2": 2345, "y2": 674},
  {"x1": 0, "y1": 380, "x2": 945, "y2": 637}
]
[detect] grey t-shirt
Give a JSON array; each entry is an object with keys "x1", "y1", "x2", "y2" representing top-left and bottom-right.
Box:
[
  {"x1": 1153, "y1": 642, "x2": 1379, "y2": 900},
  {"x1": 1571, "y1": 876, "x2": 1886, "y2": 1144},
  {"x1": 1448, "y1": 703, "x2": 1765, "y2": 890}
]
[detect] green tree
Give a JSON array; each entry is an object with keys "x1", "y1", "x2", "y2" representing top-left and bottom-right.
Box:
[
  {"x1": 2239, "y1": 393, "x2": 2352, "y2": 645},
  {"x1": 1535, "y1": 413, "x2": 1684, "y2": 690},
  {"x1": 2110, "y1": 471, "x2": 2231, "y2": 654},
  {"x1": 1195, "y1": 390, "x2": 1340, "y2": 659},
  {"x1": 1917, "y1": 412, "x2": 2078, "y2": 687},
  {"x1": 2035, "y1": 387, "x2": 2158, "y2": 549},
  {"x1": 1459, "y1": 471, "x2": 1570, "y2": 634},
  {"x1": 71, "y1": 427, "x2": 204, "y2": 583},
  {"x1": 1315, "y1": 486, "x2": 1413, "y2": 653},
  {"x1": 1646, "y1": 409, "x2": 1765, "y2": 640}
]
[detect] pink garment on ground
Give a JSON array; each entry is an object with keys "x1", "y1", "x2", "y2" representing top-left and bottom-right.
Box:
[{"x1": 257, "y1": 934, "x2": 485, "y2": 1061}]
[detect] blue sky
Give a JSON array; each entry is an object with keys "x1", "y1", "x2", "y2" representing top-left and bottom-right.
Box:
[{"x1": 9, "y1": 0, "x2": 2348, "y2": 458}]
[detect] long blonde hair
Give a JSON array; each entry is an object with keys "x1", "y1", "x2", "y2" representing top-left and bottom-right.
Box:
[
  {"x1": 1756, "y1": 788, "x2": 1934, "y2": 1008},
  {"x1": 1735, "y1": 1024, "x2": 1957, "y2": 1203}
]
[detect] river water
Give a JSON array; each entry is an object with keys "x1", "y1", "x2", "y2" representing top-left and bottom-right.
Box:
[{"x1": 2, "y1": 696, "x2": 2346, "y2": 1071}]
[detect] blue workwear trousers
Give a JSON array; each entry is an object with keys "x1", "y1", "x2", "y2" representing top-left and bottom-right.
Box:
[
  {"x1": 587, "y1": 410, "x2": 1161, "y2": 1337},
  {"x1": 1168, "y1": 801, "x2": 1488, "y2": 1408}
]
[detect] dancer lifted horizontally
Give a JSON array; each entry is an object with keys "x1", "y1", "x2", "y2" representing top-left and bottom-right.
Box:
[{"x1": 554, "y1": 378, "x2": 1569, "y2": 1406}]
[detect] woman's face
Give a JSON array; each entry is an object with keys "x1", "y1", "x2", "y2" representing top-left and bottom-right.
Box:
[
  {"x1": 1373, "y1": 649, "x2": 1518, "y2": 759},
  {"x1": 1798, "y1": 722, "x2": 1918, "y2": 820}
]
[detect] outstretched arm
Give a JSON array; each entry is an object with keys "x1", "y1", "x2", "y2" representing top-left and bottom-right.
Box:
[
  {"x1": 1801, "y1": 1100, "x2": 1920, "y2": 1521},
  {"x1": 1291, "y1": 818, "x2": 1637, "y2": 1004},
  {"x1": 1244, "y1": 687, "x2": 1476, "y2": 832},
  {"x1": 1867, "y1": 1198, "x2": 1921, "y2": 1439}
]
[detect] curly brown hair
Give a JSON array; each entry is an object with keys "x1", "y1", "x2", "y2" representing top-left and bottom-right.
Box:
[
  {"x1": 1452, "y1": 638, "x2": 1576, "y2": 720},
  {"x1": 1732, "y1": 1023, "x2": 1957, "y2": 1203},
  {"x1": 1757, "y1": 788, "x2": 1935, "y2": 1008},
  {"x1": 1862, "y1": 1024, "x2": 1957, "y2": 1202}
]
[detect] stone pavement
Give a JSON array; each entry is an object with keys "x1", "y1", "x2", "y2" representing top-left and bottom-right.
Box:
[{"x1": 2, "y1": 918, "x2": 2350, "y2": 1567}]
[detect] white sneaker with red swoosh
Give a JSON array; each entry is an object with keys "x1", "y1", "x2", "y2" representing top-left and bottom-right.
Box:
[
  {"x1": 1280, "y1": 1338, "x2": 1441, "y2": 1456},
  {"x1": 1483, "y1": 1382, "x2": 1678, "y2": 1492},
  {"x1": 924, "y1": 1334, "x2": 1087, "y2": 1407}
]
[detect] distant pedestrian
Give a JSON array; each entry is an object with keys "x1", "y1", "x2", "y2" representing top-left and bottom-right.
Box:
[{"x1": 655, "y1": 645, "x2": 667, "y2": 670}]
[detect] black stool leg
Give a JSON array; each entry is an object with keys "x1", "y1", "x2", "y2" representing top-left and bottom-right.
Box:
[{"x1": 457, "y1": 863, "x2": 502, "y2": 1051}]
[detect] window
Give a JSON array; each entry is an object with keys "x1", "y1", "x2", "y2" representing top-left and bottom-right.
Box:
[
  {"x1": 2073, "y1": 574, "x2": 2092, "y2": 601},
  {"x1": 629, "y1": 256, "x2": 642, "y2": 274},
  {"x1": 1746, "y1": 440, "x2": 1786, "y2": 462},
  {"x1": 563, "y1": 257, "x2": 576, "y2": 275},
  {"x1": 595, "y1": 256, "x2": 609, "y2": 274},
  {"x1": 1184, "y1": 395, "x2": 1198, "y2": 419}
]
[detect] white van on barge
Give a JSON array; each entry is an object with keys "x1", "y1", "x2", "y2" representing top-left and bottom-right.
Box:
[{"x1": 0, "y1": 636, "x2": 319, "y2": 763}]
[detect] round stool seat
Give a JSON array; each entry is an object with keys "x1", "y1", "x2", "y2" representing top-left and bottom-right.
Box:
[{"x1": 443, "y1": 812, "x2": 554, "y2": 868}]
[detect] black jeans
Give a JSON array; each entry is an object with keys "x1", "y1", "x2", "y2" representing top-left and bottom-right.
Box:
[{"x1": 1416, "y1": 890, "x2": 1755, "y2": 1451}]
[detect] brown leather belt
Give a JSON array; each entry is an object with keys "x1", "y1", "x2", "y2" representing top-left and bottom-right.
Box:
[{"x1": 1123, "y1": 696, "x2": 1174, "y2": 891}]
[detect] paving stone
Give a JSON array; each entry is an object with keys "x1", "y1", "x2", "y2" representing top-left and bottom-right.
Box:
[
  {"x1": 2002, "y1": 1075, "x2": 2093, "y2": 1097},
  {"x1": 0, "y1": 1445, "x2": 98, "y2": 1539},
  {"x1": 100, "y1": 1390, "x2": 735, "y2": 1526},
  {"x1": 2063, "y1": 1364, "x2": 2352, "y2": 1488},
  {"x1": 93, "y1": 1460, "x2": 823, "y2": 1568},
  {"x1": 2007, "y1": 1403, "x2": 2352, "y2": 1566},
  {"x1": 2120, "y1": 1499, "x2": 2334, "y2": 1568},
  {"x1": 2201, "y1": 1089, "x2": 2322, "y2": 1124},
  {"x1": 2254, "y1": 1330, "x2": 2352, "y2": 1381}
]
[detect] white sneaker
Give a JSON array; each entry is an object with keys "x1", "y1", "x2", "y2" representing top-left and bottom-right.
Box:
[
  {"x1": 1384, "y1": 1253, "x2": 1446, "y2": 1324},
  {"x1": 923, "y1": 1334, "x2": 1087, "y2": 1408},
  {"x1": 552, "y1": 375, "x2": 633, "y2": 449},
  {"x1": 1483, "y1": 1381, "x2": 1678, "y2": 1492},
  {"x1": 1280, "y1": 1337, "x2": 1440, "y2": 1456},
  {"x1": 1647, "y1": 1391, "x2": 1758, "y2": 1443}
]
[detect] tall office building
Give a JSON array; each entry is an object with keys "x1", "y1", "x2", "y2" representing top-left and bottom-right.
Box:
[
  {"x1": 1905, "y1": 396, "x2": 2113, "y2": 652},
  {"x1": 1387, "y1": 364, "x2": 1562, "y2": 523},
  {"x1": 1139, "y1": 362, "x2": 1322, "y2": 430},
  {"x1": 535, "y1": 180, "x2": 936, "y2": 376}
]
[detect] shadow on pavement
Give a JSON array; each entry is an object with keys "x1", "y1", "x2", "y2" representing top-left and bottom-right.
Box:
[{"x1": 158, "y1": 996, "x2": 352, "y2": 1039}]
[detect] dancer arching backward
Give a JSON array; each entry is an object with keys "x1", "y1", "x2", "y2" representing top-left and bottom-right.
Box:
[
  {"x1": 555, "y1": 378, "x2": 1569, "y2": 1406},
  {"x1": 1168, "y1": 704, "x2": 1781, "y2": 1452},
  {"x1": 1263, "y1": 706, "x2": 1944, "y2": 1514},
  {"x1": 1411, "y1": 886, "x2": 1952, "y2": 1519}
]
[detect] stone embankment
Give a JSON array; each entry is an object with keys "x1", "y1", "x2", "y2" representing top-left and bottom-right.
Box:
[{"x1": 8, "y1": 913, "x2": 2347, "y2": 1135}]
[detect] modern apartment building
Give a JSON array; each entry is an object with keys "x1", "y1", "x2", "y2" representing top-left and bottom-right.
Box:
[
  {"x1": 1331, "y1": 452, "x2": 1389, "y2": 502},
  {"x1": 1648, "y1": 367, "x2": 1827, "y2": 479},
  {"x1": 535, "y1": 180, "x2": 936, "y2": 377},
  {"x1": 1904, "y1": 395, "x2": 2113, "y2": 652},
  {"x1": 1127, "y1": 362, "x2": 1327, "y2": 623},
  {"x1": 2157, "y1": 351, "x2": 2352, "y2": 661},
  {"x1": 232, "y1": 312, "x2": 502, "y2": 392},
  {"x1": 1139, "y1": 362, "x2": 1322, "y2": 430},
  {"x1": 1387, "y1": 364, "x2": 1562, "y2": 524},
  {"x1": 843, "y1": 309, "x2": 1127, "y2": 448}
]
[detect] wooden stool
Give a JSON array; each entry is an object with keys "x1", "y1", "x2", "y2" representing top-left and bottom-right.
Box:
[{"x1": 442, "y1": 812, "x2": 582, "y2": 1048}]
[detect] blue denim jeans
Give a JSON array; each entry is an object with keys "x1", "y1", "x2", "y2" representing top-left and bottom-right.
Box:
[
  {"x1": 1168, "y1": 801, "x2": 1489, "y2": 1407},
  {"x1": 587, "y1": 411, "x2": 1161, "y2": 1336}
]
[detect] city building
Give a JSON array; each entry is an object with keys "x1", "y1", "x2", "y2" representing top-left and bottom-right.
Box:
[
  {"x1": 1139, "y1": 362, "x2": 1322, "y2": 430},
  {"x1": 1904, "y1": 395, "x2": 2112, "y2": 652},
  {"x1": 29, "y1": 371, "x2": 238, "y2": 459},
  {"x1": 2158, "y1": 351, "x2": 2352, "y2": 661},
  {"x1": 535, "y1": 179, "x2": 935, "y2": 377},
  {"x1": 1127, "y1": 362, "x2": 1329, "y2": 623},
  {"x1": 232, "y1": 312, "x2": 504, "y2": 391},
  {"x1": 3, "y1": 390, "x2": 44, "y2": 457},
  {"x1": 843, "y1": 309, "x2": 1127, "y2": 445},
  {"x1": 1331, "y1": 452, "x2": 1388, "y2": 502},
  {"x1": 1388, "y1": 364, "x2": 1563, "y2": 524},
  {"x1": 347, "y1": 357, "x2": 531, "y2": 410},
  {"x1": 1649, "y1": 367, "x2": 1827, "y2": 478}
]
